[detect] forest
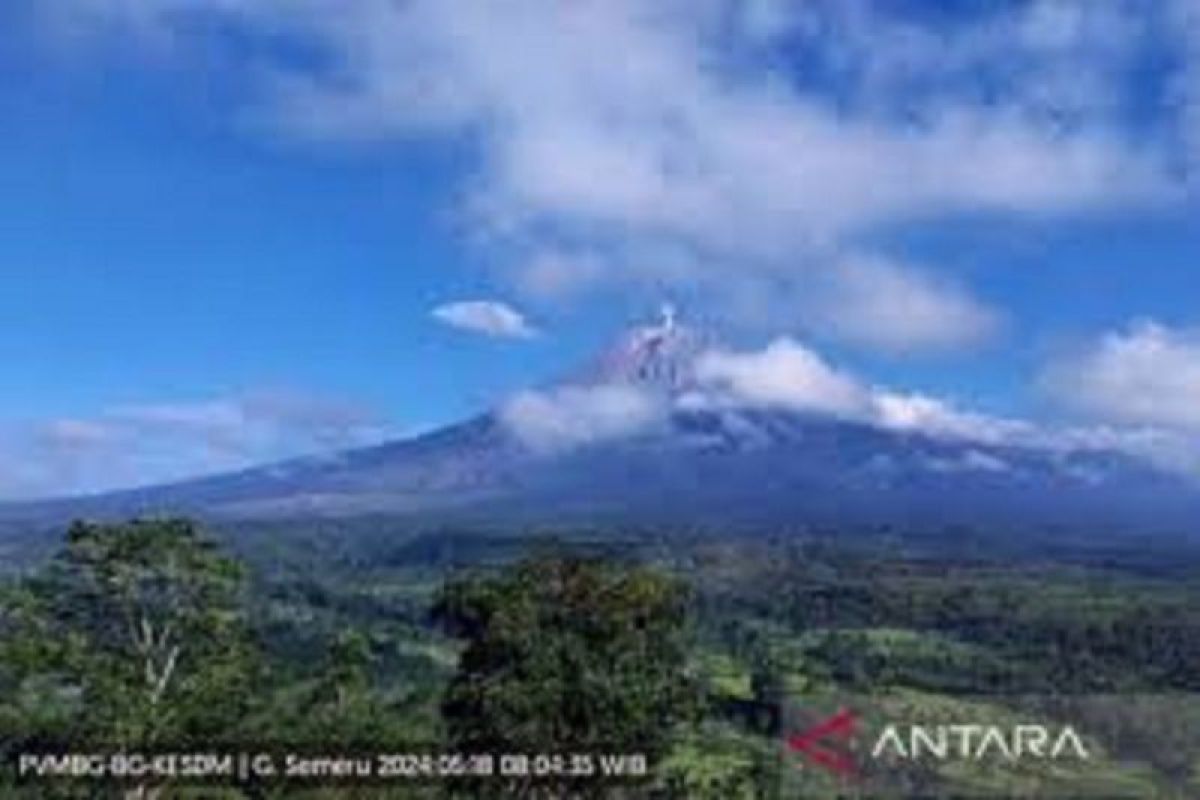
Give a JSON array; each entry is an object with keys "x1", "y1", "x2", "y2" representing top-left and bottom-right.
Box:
[{"x1": 2, "y1": 517, "x2": 1199, "y2": 798}]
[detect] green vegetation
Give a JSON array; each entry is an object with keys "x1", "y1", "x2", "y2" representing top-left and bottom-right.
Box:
[
  {"x1": 1, "y1": 519, "x2": 258, "y2": 748},
  {"x1": 1, "y1": 519, "x2": 1198, "y2": 797},
  {"x1": 434, "y1": 556, "x2": 699, "y2": 797}
]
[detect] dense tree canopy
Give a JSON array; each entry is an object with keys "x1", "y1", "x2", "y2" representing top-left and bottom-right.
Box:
[
  {"x1": 434, "y1": 556, "x2": 700, "y2": 792},
  {"x1": 1, "y1": 518, "x2": 260, "y2": 750}
]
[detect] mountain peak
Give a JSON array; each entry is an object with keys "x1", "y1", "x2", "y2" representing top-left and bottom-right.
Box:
[{"x1": 573, "y1": 305, "x2": 710, "y2": 394}]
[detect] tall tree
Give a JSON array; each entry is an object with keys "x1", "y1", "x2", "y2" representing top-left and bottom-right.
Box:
[
  {"x1": 435, "y1": 556, "x2": 698, "y2": 796},
  {"x1": 3, "y1": 518, "x2": 260, "y2": 748}
]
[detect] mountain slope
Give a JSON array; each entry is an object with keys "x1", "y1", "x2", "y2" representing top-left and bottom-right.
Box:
[{"x1": 4, "y1": 312, "x2": 1197, "y2": 534}]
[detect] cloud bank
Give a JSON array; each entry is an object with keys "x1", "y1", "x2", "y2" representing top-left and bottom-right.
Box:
[
  {"x1": 499, "y1": 332, "x2": 1198, "y2": 479},
  {"x1": 694, "y1": 337, "x2": 1030, "y2": 445},
  {"x1": 31, "y1": 0, "x2": 1199, "y2": 353}
]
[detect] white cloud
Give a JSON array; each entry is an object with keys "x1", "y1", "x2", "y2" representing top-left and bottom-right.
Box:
[
  {"x1": 432, "y1": 299, "x2": 538, "y2": 339},
  {"x1": 688, "y1": 338, "x2": 1199, "y2": 475},
  {"x1": 498, "y1": 337, "x2": 1034, "y2": 453},
  {"x1": 692, "y1": 338, "x2": 1035, "y2": 443},
  {"x1": 499, "y1": 384, "x2": 664, "y2": 452},
  {"x1": 252, "y1": 1, "x2": 1170, "y2": 230},
  {"x1": 807, "y1": 255, "x2": 1001, "y2": 354},
  {"x1": 695, "y1": 338, "x2": 872, "y2": 418},
  {"x1": 30, "y1": 0, "x2": 1194, "y2": 353},
  {"x1": 871, "y1": 391, "x2": 1035, "y2": 445},
  {"x1": 1044, "y1": 320, "x2": 1200, "y2": 432},
  {"x1": 0, "y1": 390, "x2": 393, "y2": 500}
]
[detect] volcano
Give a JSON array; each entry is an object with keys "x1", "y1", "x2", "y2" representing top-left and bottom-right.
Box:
[{"x1": 4, "y1": 310, "x2": 1198, "y2": 536}]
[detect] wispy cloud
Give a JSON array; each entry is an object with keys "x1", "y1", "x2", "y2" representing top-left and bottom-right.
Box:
[
  {"x1": 805, "y1": 255, "x2": 1002, "y2": 354},
  {"x1": 0, "y1": 389, "x2": 394, "y2": 500},
  {"x1": 431, "y1": 299, "x2": 538, "y2": 340}
]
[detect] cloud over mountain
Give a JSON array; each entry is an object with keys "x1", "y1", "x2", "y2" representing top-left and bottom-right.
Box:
[
  {"x1": 499, "y1": 385, "x2": 665, "y2": 453},
  {"x1": 1045, "y1": 321, "x2": 1200, "y2": 433},
  {"x1": 691, "y1": 337, "x2": 1030, "y2": 446},
  {"x1": 696, "y1": 339, "x2": 872, "y2": 419}
]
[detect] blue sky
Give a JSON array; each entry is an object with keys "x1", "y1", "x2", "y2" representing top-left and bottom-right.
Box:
[{"x1": 2, "y1": 0, "x2": 1199, "y2": 498}]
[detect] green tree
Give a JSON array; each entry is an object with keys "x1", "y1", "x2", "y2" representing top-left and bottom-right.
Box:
[
  {"x1": 1, "y1": 518, "x2": 261, "y2": 750},
  {"x1": 434, "y1": 556, "x2": 699, "y2": 796},
  {"x1": 296, "y1": 628, "x2": 396, "y2": 746}
]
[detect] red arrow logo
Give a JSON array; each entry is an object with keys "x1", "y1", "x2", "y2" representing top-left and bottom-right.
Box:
[{"x1": 787, "y1": 707, "x2": 859, "y2": 777}]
